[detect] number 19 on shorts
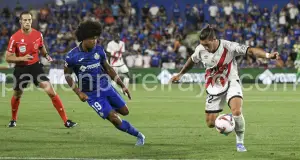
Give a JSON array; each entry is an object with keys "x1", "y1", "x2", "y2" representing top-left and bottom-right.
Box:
[{"x1": 92, "y1": 102, "x2": 102, "y2": 111}]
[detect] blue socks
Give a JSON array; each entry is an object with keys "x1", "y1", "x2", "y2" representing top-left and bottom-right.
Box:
[{"x1": 116, "y1": 120, "x2": 139, "y2": 137}]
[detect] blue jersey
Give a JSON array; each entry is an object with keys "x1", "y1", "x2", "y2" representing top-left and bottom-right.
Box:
[
  {"x1": 65, "y1": 44, "x2": 110, "y2": 92},
  {"x1": 65, "y1": 44, "x2": 126, "y2": 119}
]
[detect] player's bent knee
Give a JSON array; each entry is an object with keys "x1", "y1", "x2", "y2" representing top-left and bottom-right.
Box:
[
  {"x1": 47, "y1": 92, "x2": 57, "y2": 98},
  {"x1": 14, "y1": 90, "x2": 23, "y2": 99},
  {"x1": 119, "y1": 106, "x2": 129, "y2": 116},
  {"x1": 121, "y1": 111, "x2": 129, "y2": 116}
]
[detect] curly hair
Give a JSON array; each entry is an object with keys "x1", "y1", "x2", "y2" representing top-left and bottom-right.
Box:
[{"x1": 75, "y1": 20, "x2": 102, "y2": 42}]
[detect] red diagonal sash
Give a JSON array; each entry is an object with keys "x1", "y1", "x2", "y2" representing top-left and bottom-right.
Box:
[
  {"x1": 112, "y1": 43, "x2": 123, "y2": 65},
  {"x1": 205, "y1": 48, "x2": 229, "y2": 88}
]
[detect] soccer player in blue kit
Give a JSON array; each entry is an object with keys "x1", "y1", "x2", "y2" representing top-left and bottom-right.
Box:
[{"x1": 64, "y1": 20, "x2": 145, "y2": 146}]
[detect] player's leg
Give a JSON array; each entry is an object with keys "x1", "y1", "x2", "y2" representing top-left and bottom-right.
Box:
[
  {"x1": 107, "y1": 87, "x2": 145, "y2": 145},
  {"x1": 115, "y1": 105, "x2": 129, "y2": 116},
  {"x1": 32, "y1": 63, "x2": 76, "y2": 127},
  {"x1": 8, "y1": 66, "x2": 30, "y2": 127},
  {"x1": 108, "y1": 87, "x2": 129, "y2": 116},
  {"x1": 226, "y1": 80, "x2": 246, "y2": 152},
  {"x1": 120, "y1": 65, "x2": 130, "y2": 88},
  {"x1": 8, "y1": 90, "x2": 23, "y2": 127},
  {"x1": 88, "y1": 88, "x2": 145, "y2": 145},
  {"x1": 38, "y1": 81, "x2": 77, "y2": 127},
  {"x1": 107, "y1": 110, "x2": 145, "y2": 146},
  {"x1": 205, "y1": 93, "x2": 225, "y2": 128},
  {"x1": 205, "y1": 112, "x2": 218, "y2": 128}
]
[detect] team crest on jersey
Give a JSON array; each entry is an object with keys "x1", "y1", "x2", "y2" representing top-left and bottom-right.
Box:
[
  {"x1": 34, "y1": 43, "x2": 39, "y2": 49},
  {"x1": 94, "y1": 53, "x2": 100, "y2": 60},
  {"x1": 19, "y1": 46, "x2": 26, "y2": 53}
]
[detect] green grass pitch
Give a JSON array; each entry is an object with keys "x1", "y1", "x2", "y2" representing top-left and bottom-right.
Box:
[{"x1": 0, "y1": 84, "x2": 299, "y2": 159}]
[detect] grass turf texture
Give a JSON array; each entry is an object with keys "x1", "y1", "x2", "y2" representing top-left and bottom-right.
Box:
[{"x1": 0, "y1": 84, "x2": 299, "y2": 159}]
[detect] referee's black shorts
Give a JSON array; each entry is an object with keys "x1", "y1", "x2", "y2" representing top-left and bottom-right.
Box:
[{"x1": 13, "y1": 62, "x2": 49, "y2": 90}]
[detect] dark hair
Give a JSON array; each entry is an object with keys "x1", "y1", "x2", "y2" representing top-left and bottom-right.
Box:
[
  {"x1": 75, "y1": 20, "x2": 102, "y2": 42},
  {"x1": 19, "y1": 11, "x2": 33, "y2": 20},
  {"x1": 199, "y1": 25, "x2": 216, "y2": 40}
]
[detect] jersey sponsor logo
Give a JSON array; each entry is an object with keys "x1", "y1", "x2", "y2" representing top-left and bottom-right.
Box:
[
  {"x1": 19, "y1": 46, "x2": 26, "y2": 53},
  {"x1": 78, "y1": 58, "x2": 84, "y2": 62},
  {"x1": 79, "y1": 66, "x2": 87, "y2": 72},
  {"x1": 94, "y1": 53, "x2": 100, "y2": 60},
  {"x1": 79, "y1": 63, "x2": 101, "y2": 72}
]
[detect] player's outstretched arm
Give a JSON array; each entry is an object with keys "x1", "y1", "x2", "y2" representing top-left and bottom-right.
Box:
[
  {"x1": 247, "y1": 47, "x2": 279, "y2": 60},
  {"x1": 5, "y1": 51, "x2": 33, "y2": 63},
  {"x1": 64, "y1": 66, "x2": 88, "y2": 102},
  {"x1": 169, "y1": 57, "x2": 195, "y2": 83},
  {"x1": 103, "y1": 60, "x2": 131, "y2": 100}
]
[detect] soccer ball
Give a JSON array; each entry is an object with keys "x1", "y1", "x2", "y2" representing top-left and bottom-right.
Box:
[{"x1": 215, "y1": 114, "x2": 235, "y2": 134}]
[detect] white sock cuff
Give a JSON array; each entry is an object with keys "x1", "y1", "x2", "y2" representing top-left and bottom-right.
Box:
[{"x1": 233, "y1": 114, "x2": 244, "y2": 119}]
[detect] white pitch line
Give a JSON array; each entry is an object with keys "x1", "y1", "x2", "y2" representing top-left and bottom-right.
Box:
[
  {"x1": 0, "y1": 158, "x2": 149, "y2": 160},
  {"x1": 0, "y1": 158, "x2": 179, "y2": 160},
  {"x1": 0, "y1": 158, "x2": 96, "y2": 160}
]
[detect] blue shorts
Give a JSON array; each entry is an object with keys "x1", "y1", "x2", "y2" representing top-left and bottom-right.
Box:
[{"x1": 85, "y1": 87, "x2": 126, "y2": 119}]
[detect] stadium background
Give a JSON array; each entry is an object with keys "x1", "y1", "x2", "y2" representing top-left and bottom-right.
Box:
[{"x1": 0, "y1": 0, "x2": 299, "y2": 80}]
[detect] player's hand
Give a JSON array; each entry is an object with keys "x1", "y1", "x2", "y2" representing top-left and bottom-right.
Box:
[
  {"x1": 268, "y1": 52, "x2": 280, "y2": 60},
  {"x1": 20, "y1": 54, "x2": 33, "y2": 61},
  {"x1": 77, "y1": 91, "x2": 89, "y2": 102},
  {"x1": 122, "y1": 87, "x2": 131, "y2": 100},
  {"x1": 169, "y1": 74, "x2": 182, "y2": 83},
  {"x1": 46, "y1": 54, "x2": 53, "y2": 62}
]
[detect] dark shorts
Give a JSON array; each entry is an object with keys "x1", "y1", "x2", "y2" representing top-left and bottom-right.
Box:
[{"x1": 13, "y1": 62, "x2": 49, "y2": 90}]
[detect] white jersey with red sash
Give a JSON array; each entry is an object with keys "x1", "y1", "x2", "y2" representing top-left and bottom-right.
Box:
[
  {"x1": 106, "y1": 40, "x2": 125, "y2": 67},
  {"x1": 191, "y1": 39, "x2": 249, "y2": 95}
]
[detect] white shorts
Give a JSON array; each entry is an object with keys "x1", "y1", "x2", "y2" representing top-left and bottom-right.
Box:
[
  {"x1": 112, "y1": 65, "x2": 129, "y2": 74},
  {"x1": 205, "y1": 80, "x2": 243, "y2": 113}
]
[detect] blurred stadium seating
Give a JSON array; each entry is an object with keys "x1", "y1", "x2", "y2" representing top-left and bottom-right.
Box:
[{"x1": 0, "y1": 0, "x2": 299, "y2": 69}]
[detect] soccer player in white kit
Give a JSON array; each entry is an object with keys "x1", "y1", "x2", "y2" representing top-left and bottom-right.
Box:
[
  {"x1": 106, "y1": 32, "x2": 130, "y2": 87},
  {"x1": 170, "y1": 25, "x2": 279, "y2": 152}
]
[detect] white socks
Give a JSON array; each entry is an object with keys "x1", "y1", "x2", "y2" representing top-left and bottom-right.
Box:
[{"x1": 233, "y1": 114, "x2": 245, "y2": 144}]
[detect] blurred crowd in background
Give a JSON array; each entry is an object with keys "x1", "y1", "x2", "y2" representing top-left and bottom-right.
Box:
[{"x1": 0, "y1": 0, "x2": 300, "y2": 69}]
